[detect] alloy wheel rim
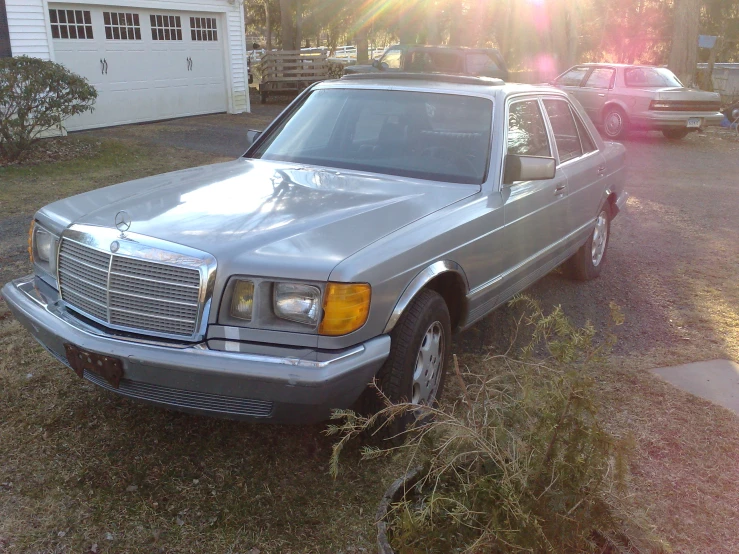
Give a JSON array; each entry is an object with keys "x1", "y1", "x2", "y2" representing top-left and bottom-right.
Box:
[
  {"x1": 591, "y1": 211, "x2": 608, "y2": 267},
  {"x1": 605, "y1": 112, "x2": 623, "y2": 137},
  {"x1": 412, "y1": 321, "x2": 444, "y2": 404}
]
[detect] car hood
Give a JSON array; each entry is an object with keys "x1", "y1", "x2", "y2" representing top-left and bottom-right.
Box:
[{"x1": 42, "y1": 159, "x2": 476, "y2": 281}]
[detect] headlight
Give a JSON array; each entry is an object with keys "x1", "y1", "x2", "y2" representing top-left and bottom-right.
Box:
[
  {"x1": 29, "y1": 220, "x2": 58, "y2": 276},
  {"x1": 319, "y1": 283, "x2": 371, "y2": 336},
  {"x1": 35, "y1": 227, "x2": 52, "y2": 262},
  {"x1": 230, "y1": 280, "x2": 255, "y2": 321},
  {"x1": 274, "y1": 283, "x2": 321, "y2": 325}
]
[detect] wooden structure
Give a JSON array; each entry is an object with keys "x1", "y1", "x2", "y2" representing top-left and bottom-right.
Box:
[{"x1": 258, "y1": 49, "x2": 329, "y2": 103}]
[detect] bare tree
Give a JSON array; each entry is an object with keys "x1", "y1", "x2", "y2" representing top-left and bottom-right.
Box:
[
  {"x1": 668, "y1": 0, "x2": 700, "y2": 86},
  {"x1": 279, "y1": 0, "x2": 295, "y2": 50},
  {"x1": 264, "y1": 0, "x2": 272, "y2": 50}
]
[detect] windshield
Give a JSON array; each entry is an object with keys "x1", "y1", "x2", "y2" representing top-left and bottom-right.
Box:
[
  {"x1": 249, "y1": 88, "x2": 493, "y2": 185},
  {"x1": 624, "y1": 67, "x2": 683, "y2": 88}
]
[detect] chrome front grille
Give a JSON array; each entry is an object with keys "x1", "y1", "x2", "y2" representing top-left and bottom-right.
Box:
[{"x1": 58, "y1": 237, "x2": 204, "y2": 339}]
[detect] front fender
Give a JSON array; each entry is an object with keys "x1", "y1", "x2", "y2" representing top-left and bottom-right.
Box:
[{"x1": 383, "y1": 260, "x2": 469, "y2": 334}]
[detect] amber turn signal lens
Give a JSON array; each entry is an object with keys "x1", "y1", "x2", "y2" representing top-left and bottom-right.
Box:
[
  {"x1": 319, "y1": 283, "x2": 371, "y2": 336},
  {"x1": 27, "y1": 220, "x2": 35, "y2": 264}
]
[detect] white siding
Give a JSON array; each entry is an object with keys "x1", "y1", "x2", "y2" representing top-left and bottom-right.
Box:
[
  {"x1": 6, "y1": 0, "x2": 51, "y2": 59},
  {"x1": 227, "y1": 8, "x2": 248, "y2": 113}
]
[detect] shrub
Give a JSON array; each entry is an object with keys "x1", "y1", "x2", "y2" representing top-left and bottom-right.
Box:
[
  {"x1": 0, "y1": 56, "x2": 97, "y2": 162},
  {"x1": 328, "y1": 296, "x2": 667, "y2": 553}
]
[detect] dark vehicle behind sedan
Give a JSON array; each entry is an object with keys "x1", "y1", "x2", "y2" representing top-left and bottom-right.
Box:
[{"x1": 344, "y1": 44, "x2": 509, "y2": 81}]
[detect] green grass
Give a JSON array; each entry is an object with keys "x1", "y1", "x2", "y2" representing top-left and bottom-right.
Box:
[{"x1": 0, "y1": 136, "x2": 228, "y2": 218}]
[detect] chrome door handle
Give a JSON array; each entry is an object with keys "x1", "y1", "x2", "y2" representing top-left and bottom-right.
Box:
[
  {"x1": 597, "y1": 166, "x2": 606, "y2": 176},
  {"x1": 554, "y1": 184, "x2": 566, "y2": 196}
]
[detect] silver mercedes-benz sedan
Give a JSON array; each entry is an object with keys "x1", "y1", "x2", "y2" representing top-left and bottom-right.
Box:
[
  {"x1": 2, "y1": 74, "x2": 627, "y2": 432},
  {"x1": 554, "y1": 63, "x2": 723, "y2": 140}
]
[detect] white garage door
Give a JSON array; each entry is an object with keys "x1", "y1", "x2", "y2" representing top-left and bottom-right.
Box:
[{"x1": 50, "y1": 3, "x2": 227, "y2": 130}]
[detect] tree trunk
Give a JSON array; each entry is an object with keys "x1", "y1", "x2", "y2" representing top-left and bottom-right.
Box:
[
  {"x1": 425, "y1": 0, "x2": 440, "y2": 45},
  {"x1": 668, "y1": 0, "x2": 700, "y2": 86},
  {"x1": 295, "y1": 0, "x2": 302, "y2": 49},
  {"x1": 356, "y1": 25, "x2": 369, "y2": 64},
  {"x1": 566, "y1": 4, "x2": 579, "y2": 68},
  {"x1": 279, "y1": 0, "x2": 295, "y2": 50},
  {"x1": 264, "y1": 0, "x2": 272, "y2": 51}
]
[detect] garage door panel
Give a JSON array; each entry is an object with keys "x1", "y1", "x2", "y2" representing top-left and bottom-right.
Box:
[{"x1": 50, "y1": 3, "x2": 228, "y2": 131}]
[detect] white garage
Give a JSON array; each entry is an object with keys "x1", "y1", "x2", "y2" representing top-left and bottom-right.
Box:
[{"x1": 2, "y1": 0, "x2": 249, "y2": 131}]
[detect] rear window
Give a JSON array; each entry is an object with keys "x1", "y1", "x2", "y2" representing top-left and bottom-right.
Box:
[
  {"x1": 250, "y1": 89, "x2": 494, "y2": 185},
  {"x1": 624, "y1": 67, "x2": 682, "y2": 88}
]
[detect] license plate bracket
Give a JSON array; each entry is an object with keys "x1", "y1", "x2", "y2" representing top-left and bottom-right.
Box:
[
  {"x1": 687, "y1": 118, "x2": 701, "y2": 128},
  {"x1": 64, "y1": 343, "x2": 123, "y2": 388}
]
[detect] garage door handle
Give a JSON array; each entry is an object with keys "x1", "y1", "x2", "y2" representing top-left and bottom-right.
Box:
[
  {"x1": 187, "y1": 57, "x2": 193, "y2": 71},
  {"x1": 100, "y1": 59, "x2": 104, "y2": 75},
  {"x1": 104, "y1": 58, "x2": 108, "y2": 74}
]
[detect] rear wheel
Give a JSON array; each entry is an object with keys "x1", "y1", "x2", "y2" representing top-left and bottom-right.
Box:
[
  {"x1": 602, "y1": 106, "x2": 629, "y2": 140},
  {"x1": 565, "y1": 207, "x2": 611, "y2": 281},
  {"x1": 357, "y1": 289, "x2": 451, "y2": 442},
  {"x1": 662, "y1": 129, "x2": 691, "y2": 140}
]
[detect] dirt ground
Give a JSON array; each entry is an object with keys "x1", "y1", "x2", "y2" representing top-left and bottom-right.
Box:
[{"x1": 1, "y1": 107, "x2": 739, "y2": 553}]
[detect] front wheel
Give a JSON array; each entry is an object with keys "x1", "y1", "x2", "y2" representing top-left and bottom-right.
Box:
[
  {"x1": 357, "y1": 289, "x2": 451, "y2": 441},
  {"x1": 565, "y1": 208, "x2": 611, "y2": 281},
  {"x1": 662, "y1": 129, "x2": 691, "y2": 140},
  {"x1": 602, "y1": 107, "x2": 629, "y2": 140}
]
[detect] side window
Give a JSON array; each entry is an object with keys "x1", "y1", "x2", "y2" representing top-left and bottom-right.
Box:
[
  {"x1": 556, "y1": 67, "x2": 588, "y2": 87},
  {"x1": 380, "y1": 49, "x2": 402, "y2": 70},
  {"x1": 507, "y1": 100, "x2": 551, "y2": 158},
  {"x1": 429, "y1": 51, "x2": 460, "y2": 72},
  {"x1": 543, "y1": 99, "x2": 583, "y2": 163},
  {"x1": 584, "y1": 68, "x2": 615, "y2": 89},
  {"x1": 573, "y1": 111, "x2": 597, "y2": 154},
  {"x1": 406, "y1": 51, "x2": 433, "y2": 72}
]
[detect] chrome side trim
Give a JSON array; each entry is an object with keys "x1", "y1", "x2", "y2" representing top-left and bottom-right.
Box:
[
  {"x1": 383, "y1": 260, "x2": 469, "y2": 334},
  {"x1": 468, "y1": 217, "x2": 596, "y2": 301},
  {"x1": 210, "y1": 341, "x2": 365, "y2": 368}
]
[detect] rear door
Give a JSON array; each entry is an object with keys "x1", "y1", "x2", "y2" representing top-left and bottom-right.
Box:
[
  {"x1": 541, "y1": 97, "x2": 606, "y2": 235},
  {"x1": 577, "y1": 66, "x2": 616, "y2": 124},
  {"x1": 500, "y1": 96, "x2": 570, "y2": 293}
]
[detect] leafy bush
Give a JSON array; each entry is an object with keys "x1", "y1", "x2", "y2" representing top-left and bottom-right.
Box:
[
  {"x1": 328, "y1": 296, "x2": 667, "y2": 553},
  {"x1": 0, "y1": 56, "x2": 97, "y2": 162}
]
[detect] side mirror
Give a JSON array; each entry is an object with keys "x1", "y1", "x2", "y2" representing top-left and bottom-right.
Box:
[
  {"x1": 503, "y1": 154, "x2": 556, "y2": 185},
  {"x1": 372, "y1": 59, "x2": 380, "y2": 69},
  {"x1": 246, "y1": 129, "x2": 262, "y2": 147}
]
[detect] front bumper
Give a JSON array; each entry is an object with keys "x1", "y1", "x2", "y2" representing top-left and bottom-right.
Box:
[
  {"x1": 1, "y1": 276, "x2": 390, "y2": 423},
  {"x1": 632, "y1": 111, "x2": 724, "y2": 130}
]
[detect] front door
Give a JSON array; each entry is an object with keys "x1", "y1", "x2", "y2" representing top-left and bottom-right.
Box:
[
  {"x1": 575, "y1": 67, "x2": 616, "y2": 125},
  {"x1": 499, "y1": 97, "x2": 570, "y2": 297}
]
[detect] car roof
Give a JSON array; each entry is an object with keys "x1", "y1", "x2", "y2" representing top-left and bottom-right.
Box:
[
  {"x1": 323, "y1": 73, "x2": 564, "y2": 100},
  {"x1": 575, "y1": 63, "x2": 661, "y2": 69},
  {"x1": 387, "y1": 44, "x2": 503, "y2": 54}
]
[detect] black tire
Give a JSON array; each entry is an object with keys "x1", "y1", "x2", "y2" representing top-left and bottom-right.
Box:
[
  {"x1": 662, "y1": 129, "x2": 691, "y2": 140},
  {"x1": 565, "y1": 207, "x2": 611, "y2": 281},
  {"x1": 357, "y1": 289, "x2": 451, "y2": 443},
  {"x1": 602, "y1": 106, "x2": 629, "y2": 140}
]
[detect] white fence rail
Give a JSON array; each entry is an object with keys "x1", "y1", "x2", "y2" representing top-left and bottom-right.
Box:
[{"x1": 247, "y1": 45, "x2": 387, "y2": 65}]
